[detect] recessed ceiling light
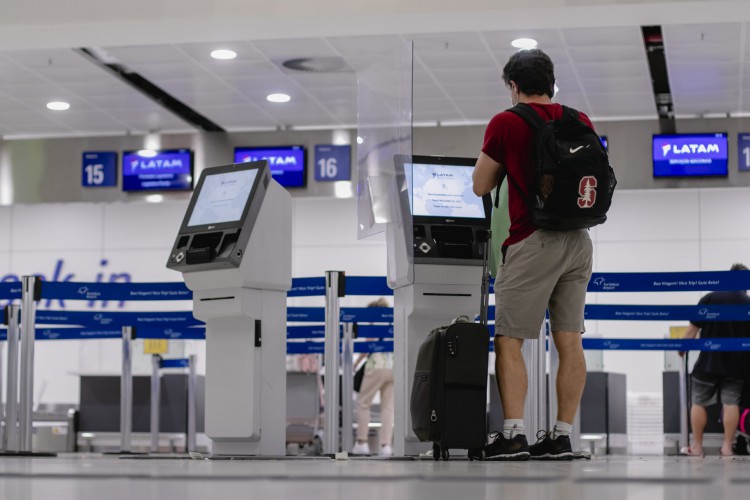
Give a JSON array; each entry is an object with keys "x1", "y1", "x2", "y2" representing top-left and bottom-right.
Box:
[
  {"x1": 356, "y1": 136, "x2": 364, "y2": 145},
  {"x1": 211, "y1": 49, "x2": 237, "y2": 60},
  {"x1": 267, "y1": 93, "x2": 291, "y2": 103},
  {"x1": 46, "y1": 101, "x2": 70, "y2": 111},
  {"x1": 145, "y1": 194, "x2": 164, "y2": 203},
  {"x1": 334, "y1": 181, "x2": 353, "y2": 199},
  {"x1": 137, "y1": 149, "x2": 158, "y2": 158},
  {"x1": 511, "y1": 38, "x2": 538, "y2": 50}
]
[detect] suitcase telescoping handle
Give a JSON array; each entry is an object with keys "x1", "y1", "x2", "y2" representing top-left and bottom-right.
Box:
[{"x1": 476, "y1": 229, "x2": 491, "y2": 326}]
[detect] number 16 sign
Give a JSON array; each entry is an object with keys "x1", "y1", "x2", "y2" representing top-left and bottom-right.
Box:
[
  {"x1": 739, "y1": 134, "x2": 750, "y2": 172},
  {"x1": 314, "y1": 145, "x2": 351, "y2": 182}
]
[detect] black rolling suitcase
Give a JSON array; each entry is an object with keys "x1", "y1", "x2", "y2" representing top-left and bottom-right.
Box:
[{"x1": 410, "y1": 230, "x2": 491, "y2": 461}]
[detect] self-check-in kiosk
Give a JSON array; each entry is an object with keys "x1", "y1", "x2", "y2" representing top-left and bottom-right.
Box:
[
  {"x1": 391, "y1": 155, "x2": 491, "y2": 456},
  {"x1": 167, "y1": 160, "x2": 291, "y2": 456}
]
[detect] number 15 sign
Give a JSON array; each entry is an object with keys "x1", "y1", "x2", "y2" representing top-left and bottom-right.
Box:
[
  {"x1": 314, "y1": 145, "x2": 351, "y2": 182},
  {"x1": 82, "y1": 151, "x2": 118, "y2": 187}
]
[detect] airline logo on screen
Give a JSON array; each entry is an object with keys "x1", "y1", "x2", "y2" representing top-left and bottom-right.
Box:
[
  {"x1": 241, "y1": 155, "x2": 298, "y2": 166},
  {"x1": 129, "y1": 158, "x2": 184, "y2": 170},
  {"x1": 661, "y1": 142, "x2": 721, "y2": 157}
]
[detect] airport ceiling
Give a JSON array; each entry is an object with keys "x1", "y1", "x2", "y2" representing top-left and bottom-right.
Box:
[{"x1": 0, "y1": 22, "x2": 748, "y2": 138}]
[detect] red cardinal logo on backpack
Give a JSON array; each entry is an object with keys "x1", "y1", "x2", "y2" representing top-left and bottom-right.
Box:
[{"x1": 577, "y1": 176, "x2": 597, "y2": 208}]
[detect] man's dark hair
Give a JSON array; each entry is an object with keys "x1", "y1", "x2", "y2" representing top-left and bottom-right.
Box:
[
  {"x1": 731, "y1": 263, "x2": 748, "y2": 271},
  {"x1": 502, "y1": 49, "x2": 556, "y2": 98}
]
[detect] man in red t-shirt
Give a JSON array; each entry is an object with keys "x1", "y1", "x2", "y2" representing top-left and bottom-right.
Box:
[{"x1": 472, "y1": 49, "x2": 593, "y2": 461}]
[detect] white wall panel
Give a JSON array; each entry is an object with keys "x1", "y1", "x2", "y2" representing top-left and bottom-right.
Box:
[
  {"x1": 701, "y1": 240, "x2": 750, "y2": 270},
  {"x1": 0, "y1": 206, "x2": 11, "y2": 252},
  {"x1": 596, "y1": 241, "x2": 701, "y2": 272},
  {"x1": 293, "y1": 245, "x2": 387, "y2": 279},
  {"x1": 12, "y1": 203, "x2": 103, "y2": 251},
  {"x1": 699, "y1": 188, "x2": 750, "y2": 240},
  {"x1": 103, "y1": 201, "x2": 188, "y2": 250},
  {"x1": 292, "y1": 198, "x2": 359, "y2": 247},
  {"x1": 597, "y1": 190, "x2": 700, "y2": 243}
]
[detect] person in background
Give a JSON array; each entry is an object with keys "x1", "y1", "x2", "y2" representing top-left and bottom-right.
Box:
[
  {"x1": 681, "y1": 263, "x2": 750, "y2": 457},
  {"x1": 352, "y1": 297, "x2": 394, "y2": 457}
]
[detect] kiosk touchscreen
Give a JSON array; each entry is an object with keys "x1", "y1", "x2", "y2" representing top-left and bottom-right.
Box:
[
  {"x1": 167, "y1": 160, "x2": 291, "y2": 457},
  {"x1": 396, "y1": 155, "x2": 491, "y2": 264}
]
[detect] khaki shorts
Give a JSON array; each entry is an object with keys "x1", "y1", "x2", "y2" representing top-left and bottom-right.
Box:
[{"x1": 495, "y1": 229, "x2": 593, "y2": 340}]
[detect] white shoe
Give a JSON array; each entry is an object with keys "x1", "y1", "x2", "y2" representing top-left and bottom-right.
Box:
[
  {"x1": 379, "y1": 445, "x2": 393, "y2": 457},
  {"x1": 352, "y1": 442, "x2": 371, "y2": 455}
]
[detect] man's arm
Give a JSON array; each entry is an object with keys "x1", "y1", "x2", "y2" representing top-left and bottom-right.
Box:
[
  {"x1": 473, "y1": 152, "x2": 504, "y2": 196},
  {"x1": 679, "y1": 324, "x2": 701, "y2": 357}
]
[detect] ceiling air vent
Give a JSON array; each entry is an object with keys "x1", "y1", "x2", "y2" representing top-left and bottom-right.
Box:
[{"x1": 279, "y1": 57, "x2": 352, "y2": 73}]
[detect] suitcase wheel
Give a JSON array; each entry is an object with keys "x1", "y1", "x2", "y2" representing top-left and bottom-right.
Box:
[
  {"x1": 432, "y1": 443, "x2": 440, "y2": 461},
  {"x1": 468, "y1": 448, "x2": 485, "y2": 461},
  {"x1": 441, "y1": 449, "x2": 450, "y2": 461}
]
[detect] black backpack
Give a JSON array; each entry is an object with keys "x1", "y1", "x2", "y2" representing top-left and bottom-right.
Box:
[{"x1": 506, "y1": 103, "x2": 616, "y2": 231}]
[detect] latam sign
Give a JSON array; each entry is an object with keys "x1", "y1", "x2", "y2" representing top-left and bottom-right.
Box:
[
  {"x1": 653, "y1": 133, "x2": 728, "y2": 177},
  {"x1": 234, "y1": 146, "x2": 306, "y2": 188},
  {"x1": 122, "y1": 149, "x2": 193, "y2": 191}
]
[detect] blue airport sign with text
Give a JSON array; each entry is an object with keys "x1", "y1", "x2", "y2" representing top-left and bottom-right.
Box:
[
  {"x1": 314, "y1": 144, "x2": 351, "y2": 182},
  {"x1": 82, "y1": 152, "x2": 117, "y2": 187}
]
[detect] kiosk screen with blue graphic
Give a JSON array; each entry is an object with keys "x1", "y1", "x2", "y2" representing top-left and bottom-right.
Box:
[
  {"x1": 404, "y1": 161, "x2": 486, "y2": 219},
  {"x1": 653, "y1": 133, "x2": 728, "y2": 177},
  {"x1": 122, "y1": 149, "x2": 193, "y2": 191},
  {"x1": 234, "y1": 146, "x2": 306, "y2": 187}
]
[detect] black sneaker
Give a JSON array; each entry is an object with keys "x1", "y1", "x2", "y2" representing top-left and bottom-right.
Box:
[
  {"x1": 529, "y1": 431, "x2": 574, "y2": 460},
  {"x1": 484, "y1": 432, "x2": 530, "y2": 461}
]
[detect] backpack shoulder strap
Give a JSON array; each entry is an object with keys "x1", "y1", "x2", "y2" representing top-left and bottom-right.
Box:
[
  {"x1": 562, "y1": 105, "x2": 592, "y2": 129},
  {"x1": 507, "y1": 103, "x2": 545, "y2": 131}
]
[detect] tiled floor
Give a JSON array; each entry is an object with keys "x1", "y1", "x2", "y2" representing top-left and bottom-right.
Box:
[{"x1": 0, "y1": 455, "x2": 747, "y2": 500}]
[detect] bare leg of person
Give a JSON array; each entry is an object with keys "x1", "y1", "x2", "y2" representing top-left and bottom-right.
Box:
[
  {"x1": 495, "y1": 335, "x2": 527, "y2": 420},
  {"x1": 552, "y1": 332, "x2": 587, "y2": 425},
  {"x1": 690, "y1": 405, "x2": 707, "y2": 456},
  {"x1": 721, "y1": 404, "x2": 740, "y2": 456}
]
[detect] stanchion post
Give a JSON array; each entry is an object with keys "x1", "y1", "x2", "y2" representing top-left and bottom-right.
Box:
[
  {"x1": 522, "y1": 319, "x2": 546, "y2": 437},
  {"x1": 679, "y1": 352, "x2": 690, "y2": 451},
  {"x1": 150, "y1": 355, "x2": 161, "y2": 453},
  {"x1": 323, "y1": 271, "x2": 345, "y2": 455},
  {"x1": 19, "y1": 275, "x2": 39, "y2": 453},
  {"x1": 120, "y1": 326, "x2": 134, "y2": 453},
  {"x1": 341, "y1": 322, "x2": 355, "y2": 453},
  {"x1": 187, "y1": 354, "x2": 197, "y2": 453},
  {"x1": 3, "y1": 305, "x2": 20, "y2": 452}
]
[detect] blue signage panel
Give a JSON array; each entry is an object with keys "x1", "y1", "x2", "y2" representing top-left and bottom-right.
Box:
[
  {"x1": 652, "y1": 133, "x2": 728, "y2": 177},
  {"x1": 122, "y1": 149, "x2": 193, "y2": 191},
  {"x1": 234, "y1": 146, "x2": 306, "y2": 188},
  {"x1": 739, "y1": 134, "x2": 750, "y2": 171},
  {"x1": 314, "y1": 144, "x2": 351, "y2": 181},
  {"x1": 82, "y1": 152, "x2": 117, "y2": 187}
]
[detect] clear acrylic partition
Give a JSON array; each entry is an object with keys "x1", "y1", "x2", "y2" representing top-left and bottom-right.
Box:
[{"x1": 356, "y1": 42, "x2": 414, "y2": 289}]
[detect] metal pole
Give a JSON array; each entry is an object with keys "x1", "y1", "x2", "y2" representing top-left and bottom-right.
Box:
[
  {"x1": 120, "y1": 326, "x2": 134, "y2": 453},
  {"x1": 522, "y1": 320, "x2": 546, "y2": 437},
  {"x1": 187, "y1": 354, "x2": 197, "y2": 453},
  {"x1": 679, "y1": 352, "x2": 690, "y2": 450},
  {"x1": 323, "y1": 271, "x2": 343, "y2": 455},
  {"x1": 150, "y1": 355, "x2": 161, "y2": 453},
  {"x1": 341, "y1": 323, "x2": 354, "y2": 453},
  {"x1": 19, "y1": 276, "x2": 38, "y2": 453},
  {"x1": 4, "y1": 305, "x2": 20, "y2": 452}
]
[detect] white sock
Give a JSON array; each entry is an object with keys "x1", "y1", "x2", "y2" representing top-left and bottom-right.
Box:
[
  {"x1": 503, "y1": 419, "x2": 525, "y2": 439},
  {"x1": 552, "y1": 420, "x2": 573, "y2": 438}
]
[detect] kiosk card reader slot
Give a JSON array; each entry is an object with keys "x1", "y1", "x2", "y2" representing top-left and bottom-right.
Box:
[{"x1": 167, "y1": 160, "x2": 291, "y2": 457}]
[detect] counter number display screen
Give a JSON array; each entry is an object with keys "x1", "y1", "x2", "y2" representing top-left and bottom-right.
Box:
[
  {"x1": 234, "y1": 146, "x2": 306, "y2": 187},
  {"x1": 404, "y1": 162, "x2": 486, "y2": 219},
  {"x1": 187, "y1": 169, "x2": 259, "y2": 227}
]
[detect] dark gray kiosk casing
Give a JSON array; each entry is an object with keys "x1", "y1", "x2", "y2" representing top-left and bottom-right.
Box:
[
  {"x1": 167, "y1": 160, "x2": 291, "y2": 456},
  {"x1": 390, "y1": 155, "x2": 491, "y2": 457}
]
